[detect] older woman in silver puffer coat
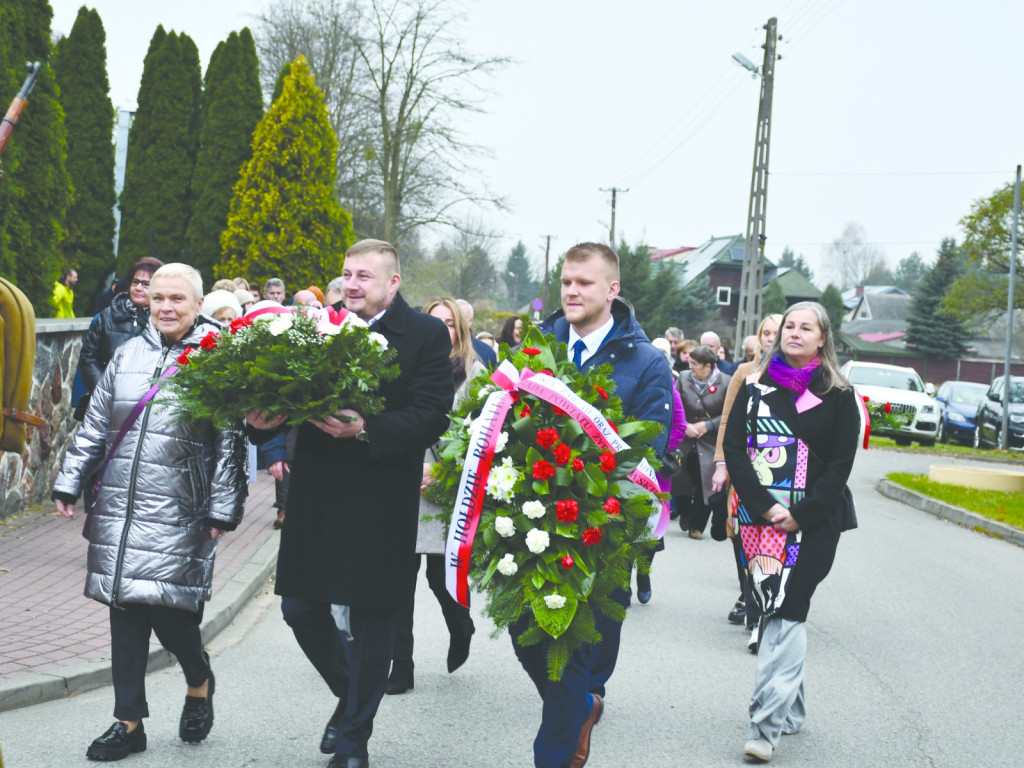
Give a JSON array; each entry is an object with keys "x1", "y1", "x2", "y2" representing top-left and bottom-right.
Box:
[{"x1": 52, "y1": 263, "x2": 247, "y2": 762}]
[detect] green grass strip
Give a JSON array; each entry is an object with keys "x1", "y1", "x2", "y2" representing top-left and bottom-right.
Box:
[{"x1": 887, "y1": 472, "x2": 1024, "y2": 530}]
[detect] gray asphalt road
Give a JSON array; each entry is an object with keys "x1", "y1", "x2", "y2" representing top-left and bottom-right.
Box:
[{"x1": 2, "y1": 448, "x2": 1021, "y2": 767}]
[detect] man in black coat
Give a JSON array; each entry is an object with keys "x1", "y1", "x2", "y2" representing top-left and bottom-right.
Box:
[{"x1": 247, "y1": 239, "x2": 452, "y2": 768}]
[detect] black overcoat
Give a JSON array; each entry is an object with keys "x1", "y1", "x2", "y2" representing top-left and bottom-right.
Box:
[
  {"x1": 722, "y1": 368, "x2": 860, "y2": 621},
  {"x1": 274, "y1": 292, "x2": 453, "y2": 611}
]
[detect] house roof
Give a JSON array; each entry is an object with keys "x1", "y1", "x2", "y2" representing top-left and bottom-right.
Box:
[
  {"x1": 841, "y1": 284, "x2": 909, "y2": 309},
  {"x1": 649, "y1": 247, "x2": 695, "y2": 261},
  {"x1": 837, "y1": 332, "x2": 914, "y2": 356},
  {"x1": 657, "y1": 234, "x2": 775, "y2": 283},
  {"x1": 767, "y1": 267, "x2": 821, "y2": 299},
  {"x1": 847, "y1": 292, "x2": 913, "y2": 323}
]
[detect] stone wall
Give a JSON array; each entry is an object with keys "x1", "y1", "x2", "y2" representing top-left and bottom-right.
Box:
[{"x1": 0, "y1": 318, "x2": 91, "y2": 520}]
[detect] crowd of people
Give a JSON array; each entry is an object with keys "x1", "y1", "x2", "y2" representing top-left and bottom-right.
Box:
[{"x1": 50, "y1": 243, "x2": 859, "y2": 767}]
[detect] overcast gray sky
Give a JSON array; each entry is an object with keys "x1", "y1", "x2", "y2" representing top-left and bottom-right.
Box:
[{"x1": 49, "y1": 0, "x2": 1024, "y2": 285}]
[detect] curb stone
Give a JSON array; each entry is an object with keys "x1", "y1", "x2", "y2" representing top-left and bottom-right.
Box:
[
  {"x1": 0, "y1": 533, "x2": 279, "y2": 713},
  {"x1": 876, "y1": 478, "x2": 1024, "y2": 548}
]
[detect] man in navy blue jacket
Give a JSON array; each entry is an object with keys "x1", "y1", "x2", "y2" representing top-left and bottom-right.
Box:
[{"x1": 514, "y1": 242, "x2": 674, "y2": 768}]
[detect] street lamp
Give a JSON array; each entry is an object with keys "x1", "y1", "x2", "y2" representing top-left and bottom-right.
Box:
[{"x1": 731, "y1": 52, "x2": 759, "y2": 76}]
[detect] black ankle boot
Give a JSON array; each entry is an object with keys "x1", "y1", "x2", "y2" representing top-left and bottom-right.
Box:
[
  {"x1": 386, "y1": 660, "x2": 414, "y2": 695},
  {"x1": 446, "y1": 621, "x2": 475, "y2": 673}
]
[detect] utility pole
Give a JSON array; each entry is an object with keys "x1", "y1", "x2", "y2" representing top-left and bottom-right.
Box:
[
  {"x1": 542, "y1": 235, "x2": 553, "y2": 308},
  {"x1": 734, "y1": 17, "x2": 779, "y2": 344},
  {"x1": 600, "y1": 187, "x2": 628, "y2": 246},
  {"x1": 1000, "y1": 164, "x2": 1021, "y2": 450}
]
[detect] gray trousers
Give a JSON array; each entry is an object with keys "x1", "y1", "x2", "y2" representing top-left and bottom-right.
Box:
[{"x1": 747, "y1": 617, "x2": 807, "y2": 746}]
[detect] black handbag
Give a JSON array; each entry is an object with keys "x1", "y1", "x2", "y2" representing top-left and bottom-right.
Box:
[
  {"x1": 660, "y1": 448, "x2": 685, "y2": 477},
  {"x1": 840, "y1": 485, "x2": 858, "y2": 532}
]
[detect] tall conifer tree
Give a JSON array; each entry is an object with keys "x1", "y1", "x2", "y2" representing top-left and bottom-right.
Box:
[
  {"x1": 0, "y1": 0, "x2": 72, "y2": 315},
  {"x1": 185, "y1": 29, "x2": 263, "y2": 280},
  {"x1": 54, "y1": 6, "x2": 116, "y2": 314},
  {"x1": 117, "y1": 27, "x2": 201, "y2": 271},
  {"x1": 905, "y1": 238, "x2": 969, "y2": 358},
  {"x1": 217, "y1": 56, "x2": 354, "y2": 292}
]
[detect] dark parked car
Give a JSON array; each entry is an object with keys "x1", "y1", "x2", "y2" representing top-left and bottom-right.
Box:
[
  {"x1": 935, "y1": 381, "x2": 988, "y2": 444},
  {"x1": 974, "y1": 375, "x2": 1024, "y2": 449}
]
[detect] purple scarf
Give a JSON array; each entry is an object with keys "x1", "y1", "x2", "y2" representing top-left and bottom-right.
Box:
[{"x1": 768, "y1": 353, "x2": 820, "y2": 397}]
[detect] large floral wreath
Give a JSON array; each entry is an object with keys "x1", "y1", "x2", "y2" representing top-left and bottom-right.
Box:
[
  {"x1": 161, "y1": 303, "x2": 399, "y2": 427},
  {"x1": 425, "y1": 326, "x2": 665, "y2": 681}
]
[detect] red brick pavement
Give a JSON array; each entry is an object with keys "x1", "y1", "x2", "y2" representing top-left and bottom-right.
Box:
[{"x1": 0, "y1": 473, "x2": 279, "y2": 683}]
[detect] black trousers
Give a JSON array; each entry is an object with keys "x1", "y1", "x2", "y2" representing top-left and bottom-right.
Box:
[
  {"x1": 391, "y1": 553, "x2": 473, "y2": 665},
  {"x1": 280, "y1": 598, "x2": 394, "y2": 759},
  {"x1": 732, "y1": 534, "x2": 762, "y2": 628},
  {"x1": 109, "y1": 603, "x2": 210, "y2": 721}
]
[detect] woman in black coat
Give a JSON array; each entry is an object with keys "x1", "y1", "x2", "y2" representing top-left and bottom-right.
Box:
[
  {"x1": 76, "y1": 258, "x2": 163, "y2": 418},
  {"x1": 723, "y1": 301, "x2": 860, "y2": 764}
]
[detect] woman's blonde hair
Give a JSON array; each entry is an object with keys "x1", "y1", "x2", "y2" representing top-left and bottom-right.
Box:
[
  {"x1": 752, "y1": 313, "x2": 784, "y2": 366},
  {"x1": 423, "y1": 296, "x2": 477, "y2": 365},
  {"x1": 758, "y1": 301, "x2": 849, "y2": 392}
]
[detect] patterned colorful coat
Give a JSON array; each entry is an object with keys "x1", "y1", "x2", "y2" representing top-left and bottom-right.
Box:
[{"x1": 722, "y1": 368, "x2": 860, "y2": 622}]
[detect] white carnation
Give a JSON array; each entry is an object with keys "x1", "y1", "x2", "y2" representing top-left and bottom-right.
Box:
[
  {"x1": 494, "y1": 516, "x2": 515, "y2": 537},
  {"x1": 543, "y1": 593, "x2": 566, "y2": 610},
  {"x1": 486, "y1": 456, "x2": 520, "y2": 503},
  {"x1": 522, "y1": 500, "x2": 546, "y2": 519},
  {"x1": 368, "y1": 331, "x2": 389, "y2": 349},
  {"x1": 267, "y1": 315, "x2": 293, "y2": 336},
  {"x1": 525, "y1": 528, "x2": 550, "y2": 554},
  {"x1": 494, "y1": 431, "x2": 509, "y2": 454},
  {"x1": 496, "y1": 553, "x2": 518, "y2": 576}
]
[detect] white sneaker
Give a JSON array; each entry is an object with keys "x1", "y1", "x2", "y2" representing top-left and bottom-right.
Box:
[
  {"x1": 744, "y1": 736, "x2": 773, "y2": 762},
  {"x1": 747, "y1": 625, "x2": 760, "y2": 654}
]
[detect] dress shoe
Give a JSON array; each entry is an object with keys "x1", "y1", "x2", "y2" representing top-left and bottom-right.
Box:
[
  {"x1": 446, "y1": 623, "x2": 475, "y2": 673},
  {"x1": 320, "y1": 699, "x2": 344, "y2": 754},
  {"x1": 86, "y1": 721, "x2": 147, "y2": 761},
  {"x1": 728, "y1": 597, "x2": 746, "y2": 625},
  {"x1": 571, "y1": 693, "x2": 602, "y2": 768},
  {"x1": 636, "y1": 573, "x2": 652, "y2": 605},
  {"x1": 180, "y1": 670, "x2": 215, "y2": 743},
  {"x1": 386, "y1": 660, "x2": 414, "y2": 695},
  {"x1": 744, "y1": 736, "x2": 773, "y2": 762},
  {"x1": 688, "y1": 529, "x2": 703, "y2": 540},
  {"x1": 327, "y1": 756, "x2": 369, "y2": 768}
]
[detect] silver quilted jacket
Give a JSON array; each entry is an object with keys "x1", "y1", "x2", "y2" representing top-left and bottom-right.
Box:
[{"x1": 54, "y1": 317, "x2": 248, "y2": 612}]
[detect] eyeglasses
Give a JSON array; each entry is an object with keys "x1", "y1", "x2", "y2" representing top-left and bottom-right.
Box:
[{"x1": 131, "y1": 279, "x2": 151, "y2": 289}]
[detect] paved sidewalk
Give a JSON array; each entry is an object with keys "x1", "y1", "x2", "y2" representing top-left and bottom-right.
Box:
[{"x1": 0, "y1": 473, "x2": 281, "y2": 712}]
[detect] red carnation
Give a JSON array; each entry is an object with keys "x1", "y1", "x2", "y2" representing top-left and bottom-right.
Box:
[
  {"x1": 553, "y1": 443, "x2": 572, "y2": 466},
  {"x1": 536, "y1": 428, "x2": 559, "y2": 449},
  {"x1": 521, "y1": 404, "x2": 532, "y2": 418},
  {"x1": 561, "y1": 554, "x2": 575, "y2": 569},
  {"x1": 176, "y1": 347, "x2": 195, "y2": 366},
  {"x1": 229, "y1": 316, "x2": 252, "y2": 334},
  {"x1": 862, "y1": 394, "x2": 870, "y2": 402},
  {"x1": 582, "y1": 527, "x2": 602, "y2": 547},
  {"x1": 599, "y1": 452, "x2": 616, "y2": 473},
  {"x1": 540, "y1": 369, "x2": 555, "y2": 376},
  {"x1": 199, "y1": 331, "x2": 219, "y2": 350},
  {"x1": 532, "y1": 460, "x2": 556, "y2": 481},
  {"x1": 552, "y1": 406, "x2": 567, "y2": 416},
  {"x1": 884, "y1": 402, "x2": 892, "y2": 414},
  {"x1": 522, "y1": 347, "x2": 541, "y2": 356},
  {"x1": 556, "y1": 499, "x2": 579, "y2": 522},
  {"x1": 603, "y1": 498, "x2": 621, "y2": 515},
  {"x1": 608, "y1": 421, "x2": 618, "y2": 434},
  {"x1": 572, "y1": 458, "x2": 584, "y2": 472},
  {"x1": 595, "y1": 385, "x2": 609, "y2": 400}
]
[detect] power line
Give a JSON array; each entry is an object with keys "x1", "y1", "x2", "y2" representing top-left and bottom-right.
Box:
[{"x1": 772, "y1": 170, "x2": 1009, "y2": 177}]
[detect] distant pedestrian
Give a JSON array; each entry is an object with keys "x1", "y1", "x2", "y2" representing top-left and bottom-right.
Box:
[
  {"x1": 52, "y1": 268, "x2": 77, "y2": 318},
  {"x1": 497, "y1": 315, "x2": 522, "y2": 347},
  {"x1": 723, "y1": 301, "x2": 859, "y2": 763},
  {"x1": 262, "y1": 278, "x2": 286, "y2": 303},
  {"x1": 456, "y1": 298, "x2": 497, "y2": 367},
  {"x1": 52, "y1": 263, "x2": 248, "y2": 762}
]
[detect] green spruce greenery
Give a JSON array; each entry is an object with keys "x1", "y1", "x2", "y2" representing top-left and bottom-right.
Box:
[
  {"x1": 820, "y1": 283, "x2": 845, "y2": 332},
  {"x1": 117, "y1": 27, "x2": 201, "y2": 272},
  {"x1": 217, "y1": 55, "x2": 354, "y2": 292},
  {"x1": 905, "y1": 238, "x2": 969, "y2": 359},
  {"x1": 0, "y1": 0, "x2": 72, "y2": 316},
  {"x1": 53, "y1": 6, "x2": 116, "y2": 315},
  {"x1": 616, "y1": 241, "x2": 716, "y2": 337},
  {"x1": 185, "y1": 28, "x2": 263, "y2": 281}
]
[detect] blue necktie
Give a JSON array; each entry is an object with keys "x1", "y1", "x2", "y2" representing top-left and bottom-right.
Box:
[{"x1": 572, "y1": 339, "x2": 586, "y2": 370}]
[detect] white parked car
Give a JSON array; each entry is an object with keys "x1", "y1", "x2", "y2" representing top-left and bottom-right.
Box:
[{"x1": 839, "y1": 361, "x2": 939, "y2": 446}]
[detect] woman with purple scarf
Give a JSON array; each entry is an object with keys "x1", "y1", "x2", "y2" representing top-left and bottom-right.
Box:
[{"x1": 722, "y1": 302, "x2": 860, "y2": 764}]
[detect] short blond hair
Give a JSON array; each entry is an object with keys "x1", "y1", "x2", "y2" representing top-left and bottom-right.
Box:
[
  {"x1": 346, "y1": 239, "x2": 400, "y2": 275},
  {"x1": 152, "y1": 263, "x2": 203, "y2": 301}
]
